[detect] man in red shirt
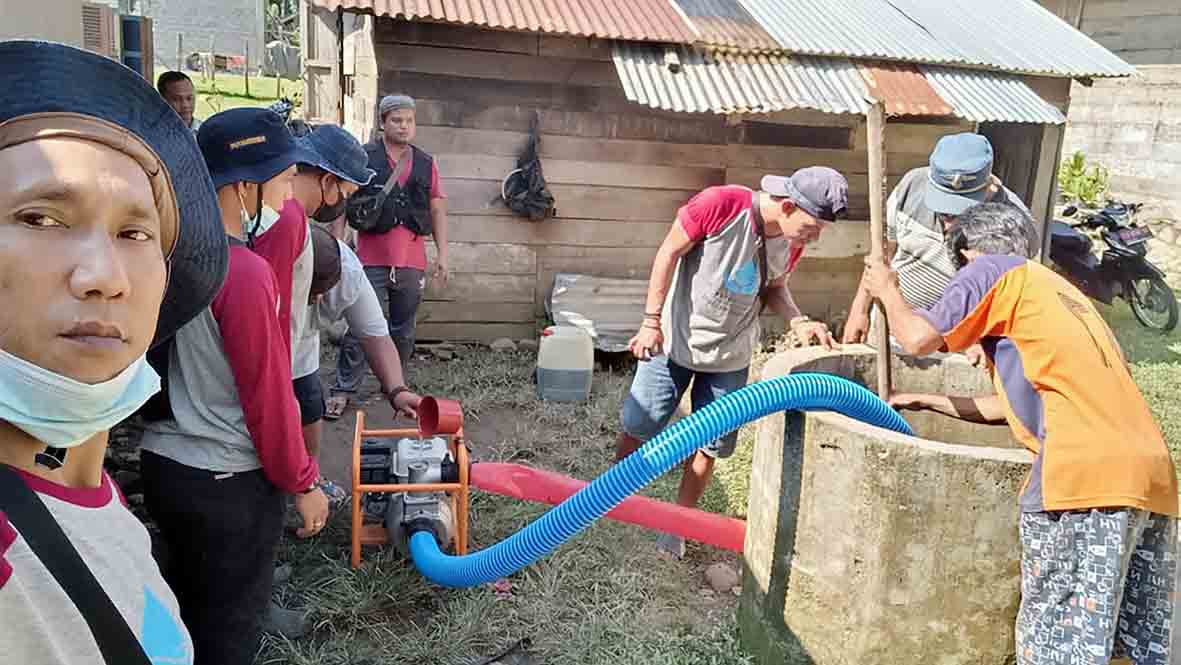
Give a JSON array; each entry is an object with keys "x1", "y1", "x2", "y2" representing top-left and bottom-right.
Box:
[
  {"x1": 326, "y1": 94, "x2": 447, "y2": 419},
  {"x1": 139, "y1": 108, "x2": 328, "y2": 665},
  {"x1": 617, "y1": 168, "x2": 847, "y2": 558}
]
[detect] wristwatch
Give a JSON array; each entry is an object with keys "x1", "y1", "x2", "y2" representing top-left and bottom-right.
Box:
[{"x1": 299, "y1": 481, "x2": 317, "y2": 495}]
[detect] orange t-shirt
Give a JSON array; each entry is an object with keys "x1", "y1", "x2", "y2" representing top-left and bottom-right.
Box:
[{"x1": 919, "y1": 255, "x2": 1178, "y2": 516}]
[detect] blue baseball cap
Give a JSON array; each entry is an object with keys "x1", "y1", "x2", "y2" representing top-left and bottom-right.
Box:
[
  {"x1": 298, "y1": 124, "x2": 375, "y2": 186},
  {"x1": 926, "y1": 133, "x2": 994, "y2": 215},
  {"x1": 197, "y1": 107, "x2": 318, "y2": 189},
  {"x1": 0, "y1": 40, "x2": 227, "y2": 348},
  {"x1": 761, "y1": 166, "x2": 849, "y2": 222}
]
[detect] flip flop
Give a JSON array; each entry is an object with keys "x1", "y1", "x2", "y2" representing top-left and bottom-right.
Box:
[{"x1": 324, "y1": 394, "x2": 349, "y2": 421}]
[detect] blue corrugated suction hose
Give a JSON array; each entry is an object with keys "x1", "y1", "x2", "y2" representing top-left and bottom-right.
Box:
[{"x1": 409, "y1": 372, "x2": 913, "y2": 588}]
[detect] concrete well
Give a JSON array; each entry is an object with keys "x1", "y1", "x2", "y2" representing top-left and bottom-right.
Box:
[{"x1": 739, "y1": 346, "x2": 1034, "y2": 665}]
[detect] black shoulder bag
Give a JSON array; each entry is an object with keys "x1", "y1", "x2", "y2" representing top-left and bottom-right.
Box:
[
  {"x1": 0, "y1": 465, "x2": 152, "y2": 665},
  {"x1": 345, "y1": 148, "x2": 409, "y2": 234}
]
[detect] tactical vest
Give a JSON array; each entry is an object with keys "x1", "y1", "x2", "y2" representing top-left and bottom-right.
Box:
[{"x1": 364, "y1": 141, "x2": 434, "y2": 236}]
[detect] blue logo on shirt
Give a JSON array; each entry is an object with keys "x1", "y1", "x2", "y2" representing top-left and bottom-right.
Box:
[
  {"x1": 141, "y1": 586, "x2": 191, "y2": 664},
  {"x1": 724, "y1": 259, "x2": 759, "y2": 296}
]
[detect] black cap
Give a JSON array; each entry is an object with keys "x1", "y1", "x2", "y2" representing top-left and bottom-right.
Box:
[
  {"x1": 761, "y1": 167, "x2": 849, "y2": 222},
  {"x1": 197, "y1": 107, "x2": 318, "y2": 189},
  {"x1": 0, "y1": 40, "x2": 227, "y2": 348}
]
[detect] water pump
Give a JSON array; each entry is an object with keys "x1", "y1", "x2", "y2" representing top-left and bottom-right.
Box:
[{"x1": 359, "y1": 436, "x2": 460, "y2": 556}]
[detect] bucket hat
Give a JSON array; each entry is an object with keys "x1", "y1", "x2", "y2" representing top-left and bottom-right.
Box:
[
  {"x1": 197, "y1": 107, "x2": 318, "y2": 190},
  {"x1": 299, "y1": 124, "x2": 375, "y2": 186},
  {"x1": 0, "y1": 40, "x2": 227, "y2": 348}
]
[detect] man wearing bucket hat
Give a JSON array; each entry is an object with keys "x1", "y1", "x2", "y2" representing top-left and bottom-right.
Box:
[
  {"x1": 615, "y1": 168, "x2": 846, "y2": 558},
  {"x1": 137, "y1": 107, "x2": 329, "y2": 664},
  {"x1": 288, "y1": 125, "x2": 422, "y2": 487},
  {"x1": 841, "y1": 133, "x2": 1038, "y2": 348},
  {"x1": 0, "y1": 41, "x2": 228, "y2": 665}
]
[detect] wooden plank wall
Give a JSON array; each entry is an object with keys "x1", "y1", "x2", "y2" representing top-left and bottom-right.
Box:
[{"x1": 372, "y1": 20, "x2": 971, "y2": 342}]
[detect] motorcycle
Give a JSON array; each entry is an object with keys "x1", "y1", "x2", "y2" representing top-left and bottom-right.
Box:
[{"x1": 1049, "y1": 200, "x2": 1178, "y2": 332}]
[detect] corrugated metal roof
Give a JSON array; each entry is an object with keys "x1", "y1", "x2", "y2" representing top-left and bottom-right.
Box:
[
  {"x1": 736, "y1": 0, "x2": 1134, "y2": 78},
  {"x1": 612, "y1": 43, "x2": 869, "y2": 115},
  {"x1": 672, "y1": 0, "x2": 779, "y2": 53},
  {"x1": 310, "y1": 0, "x2": 699, "y2": 44},
  {"x1": 922, "y1": 65, "x2": 1067, "y2": 125},
  {"x1": 856, "y1": 62, "x2": 953, "y2": 117}
]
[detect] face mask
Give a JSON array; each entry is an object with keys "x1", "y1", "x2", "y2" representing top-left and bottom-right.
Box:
[
  {"x1": 312, "y1": 180, "x2": 347, "y2": 223},
  {"x1": 237, "y1": 188, "x2": 281, "y2": 245},
  {"x1": 766, "y1": 235, "x2": 792, "y2": 280},
  {"x1": 0, "y1": 348, "x2": 161, "y2": 448}
]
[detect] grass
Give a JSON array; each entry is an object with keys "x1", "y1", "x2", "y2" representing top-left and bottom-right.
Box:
[
  {"x1": 260, "y1": 301, "x2": 1180, "y2": 664},
  {"x1": 192, "y1": 72, "x2": 302, "y2": 120},
  {"x1": 261, "y1": 349, "x2": 752, "y2": 665},
  {"x1": 1095, "y1": 300, "x2": 1181, "y2": 459}
]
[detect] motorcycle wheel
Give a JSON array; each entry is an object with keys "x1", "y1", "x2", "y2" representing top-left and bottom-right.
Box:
[{"x1": 1126, "y1": 275, "x2": 1179, "y2": 333}]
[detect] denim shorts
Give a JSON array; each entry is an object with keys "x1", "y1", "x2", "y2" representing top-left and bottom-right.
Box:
[{"x1": 620, "y1": 354, "x2": 750, "y2": 459}]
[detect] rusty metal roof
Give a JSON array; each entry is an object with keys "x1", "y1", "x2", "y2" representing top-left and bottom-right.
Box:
[
  {"x1": 612, "y1": 43, "x2": 868, "y2": 115},
  {"x1": 672, "y1": 0, "x2": 778, "y2": 52},
  {"x1": 856, "y1": 62, "x2": 953, "y2": 117},
  {"x1": 311, "y1": 0, "x2": 699, "y2": 43}
]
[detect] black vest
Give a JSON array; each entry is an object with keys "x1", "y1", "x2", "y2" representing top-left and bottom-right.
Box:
[{"x1": 364, "y1": 141, "x2": 434, "y2": 236}]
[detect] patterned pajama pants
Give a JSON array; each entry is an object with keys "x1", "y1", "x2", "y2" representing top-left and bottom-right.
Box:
[{"x1": 1017, "y1": 509, "x2": 1177, "y2": 665}]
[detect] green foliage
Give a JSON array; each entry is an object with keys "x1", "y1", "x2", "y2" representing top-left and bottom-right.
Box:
[{"x1": 1058, "y1": 150, "x2": 1110, "y2": 207}]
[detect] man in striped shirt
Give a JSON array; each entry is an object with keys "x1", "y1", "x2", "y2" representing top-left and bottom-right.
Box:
[{"x1": 841, "y1": 133, "x2": 1037, "y2": 345}]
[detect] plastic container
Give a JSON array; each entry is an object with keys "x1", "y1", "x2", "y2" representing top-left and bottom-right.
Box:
[{"x1": 536, "y1": 325, "x2": 593, "y2": 402}]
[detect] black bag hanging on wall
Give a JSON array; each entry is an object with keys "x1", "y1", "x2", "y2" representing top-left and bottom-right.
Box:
[{"x1": 500, "y1": 111, "x2": 556, "y2": 222}]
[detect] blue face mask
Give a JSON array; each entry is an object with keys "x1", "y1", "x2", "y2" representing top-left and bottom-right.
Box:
[{"x1": 0, "y1": 348, "x2": 161, "y2": 449}]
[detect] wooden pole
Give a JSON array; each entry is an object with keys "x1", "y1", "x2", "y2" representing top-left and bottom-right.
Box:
[
  {"x1": 244, "y1": 39, "x2": 251, "y2": 98},
  {"x1": 176, "y1": 34, "x2": 183, "y2": 72},
  {"x1": 866, "y1": 100, "x2": 892, "y2": 401}
]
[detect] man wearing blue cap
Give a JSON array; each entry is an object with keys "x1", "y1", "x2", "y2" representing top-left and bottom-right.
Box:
[
  {"x1": 0, "y1": 40, "x2": 229, "y2": 665},
  {"x1": 287, "y1": 124, "x2": 421, "y2": 491},
  {"x1": 615, "y1": 167, "x2": 847, "y2": 558},
  {"x1": 841, "y1": 133, "x2": 1038, "y2": 347},
  {"x1": 138, "y1": 107, "x2": 329, "y2": 665}
]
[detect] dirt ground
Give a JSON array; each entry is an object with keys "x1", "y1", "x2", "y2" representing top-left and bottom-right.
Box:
[{"x1": 259, "y1": 342, "x2": 756, "y2": 664}]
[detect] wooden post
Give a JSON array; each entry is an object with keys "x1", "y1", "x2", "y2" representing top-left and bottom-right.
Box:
[
  {"x1": 866, "y1": 100, "x2": 892, "y2": 401},
  {"x1": 176, "y1": 34, "x2": 183, "y2": 72},
  {"x1": 244, "y1": 39, "x2": 251, "y2": 98}
]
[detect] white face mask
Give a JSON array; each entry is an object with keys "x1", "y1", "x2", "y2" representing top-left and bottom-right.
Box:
[
  {"x1": 237, "y1": 189, "x2": 282, "y2": 243},
  {"x1": 0, "y1": 348, "x2": 161, "y2": 448},
  {"x1": 766, "y1": 235, "x2": 792, "y2": 281}
]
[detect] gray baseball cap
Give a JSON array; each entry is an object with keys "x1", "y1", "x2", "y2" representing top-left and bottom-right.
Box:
[
  {"x1": 926, "y1": 133, "x2": 994, "y2": 215},
  {"x1": 761, "y1": 166, "x2": 849, "y2": 222}
]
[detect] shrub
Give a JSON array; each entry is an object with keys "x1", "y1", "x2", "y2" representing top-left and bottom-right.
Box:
[{"x1": 1059, "y1": 150, "x2": 1110, "y2": 207}]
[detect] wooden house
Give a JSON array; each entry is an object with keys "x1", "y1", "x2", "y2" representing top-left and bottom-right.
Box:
[{"x1": 299, "y1": 0, "x2": 1132, "y2": 343}]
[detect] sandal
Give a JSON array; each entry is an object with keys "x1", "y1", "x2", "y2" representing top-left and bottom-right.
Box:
[{"x1": 324, "y1": 394, "x2": 349, "y2": 421}]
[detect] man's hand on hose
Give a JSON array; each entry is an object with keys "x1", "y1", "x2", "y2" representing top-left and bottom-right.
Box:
[
  {"x1": 294, "y1": 486, "x2": 330, "y2": 538},
  {"x1": 841, "y1": 309, "x2": 869, "y2": 344},
  {"x1": 629, "y1": 321, "x2": 664, "y2": 361}
]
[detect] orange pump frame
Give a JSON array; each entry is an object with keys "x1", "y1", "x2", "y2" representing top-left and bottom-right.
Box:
[{"x1": 349, "y1": 408, "x2": 470, "y2": 569}]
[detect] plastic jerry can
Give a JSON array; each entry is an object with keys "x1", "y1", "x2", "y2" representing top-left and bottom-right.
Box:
[{"x1": 536, "y1": 325, "x2": 593, "y2": 402}]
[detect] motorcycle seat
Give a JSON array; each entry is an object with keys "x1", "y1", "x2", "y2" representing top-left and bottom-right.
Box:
[{"x1": 1049, "y1": 221, "x2": 1093, "y2": 254}]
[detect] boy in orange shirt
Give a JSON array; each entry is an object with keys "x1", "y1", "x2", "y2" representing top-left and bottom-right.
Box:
[{"x1": 863, "y1": 201, "x2": 1177, "y2": 665}]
